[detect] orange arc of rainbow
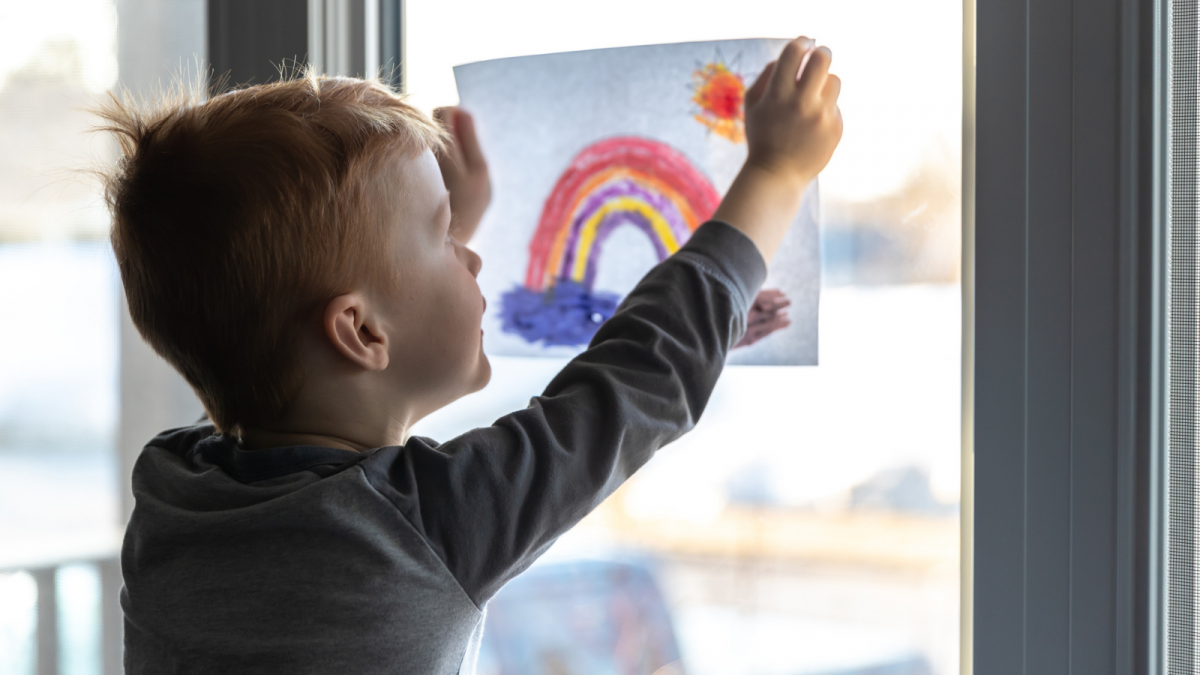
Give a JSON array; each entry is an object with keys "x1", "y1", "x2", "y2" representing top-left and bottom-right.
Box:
[{"x1": 542, "y1": 166, "x2": 704, "y2": 289}]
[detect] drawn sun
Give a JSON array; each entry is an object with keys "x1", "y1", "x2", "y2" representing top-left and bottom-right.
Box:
[{"x1": 691, "y1": 54, "x2": 746, "y2": 144}]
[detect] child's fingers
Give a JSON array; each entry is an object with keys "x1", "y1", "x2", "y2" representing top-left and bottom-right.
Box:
[
  {"x1": 748, "y1": 307, "x2": 789, "y2": 328},
  {"x1": 740, "y1": 324, "x2": 766, "y2": 346},
  {"x1": 765, "y1": 316, "x2": 791, "y2": 334},
  {"x1": 455, "y1": 110, "x2": 488, "y2": 172},
  {"x1": 432, "y1": 107, "x2": 465, "y2": 163},
  {"x1": 798, "y1": 46, "x2": 833, "y2": 104},
  {"x1": 743, "y1": 314, "x2": 791, "y2": 345},
  {"x1": 432, "y1": 106, "x2": 456, "y2": 132},
  {"x1": 756, "y1": 290, "x2": 791, "y2": 313},
  {"x1": 770, "y1": 36, "x2": 815, "y2": 97},
  {"x1": 745, "y1": 61, "x2": 775, "y2": 109},
  {"x1": 823, "y1": 73, "x2": 842, "y2": 105},
  {"x1": 753, "y1": 288, "x2": 784, "y2": 310}
]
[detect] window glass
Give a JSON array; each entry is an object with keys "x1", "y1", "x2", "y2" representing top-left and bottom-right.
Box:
[
  {"x1": 0, "y1": 2, "x2": 119, "y2": 673},
  {"x1": 406, "y1": 2, "x2": 962, "y2": 674}
]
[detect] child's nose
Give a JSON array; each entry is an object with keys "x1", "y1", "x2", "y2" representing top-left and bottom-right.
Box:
[{"x1": 462, "y1": 245, "x2": 482, "y2": 277}]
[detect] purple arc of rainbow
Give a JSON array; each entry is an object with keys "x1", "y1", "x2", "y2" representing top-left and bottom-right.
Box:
[
  {"x1": 575, "y1": 209, "x2": 668, "y2": 290},
  {"x1": 525, "y1": 136, "x2": 721, "y2": 292},
  {"x1": 558, "y1": 178, "x2": 690, "y2": 285}
]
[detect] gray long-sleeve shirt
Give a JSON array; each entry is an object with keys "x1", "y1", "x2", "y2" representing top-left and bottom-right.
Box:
[{"x1": 120, "y1": 220, "x2": 768, "y2": 674}]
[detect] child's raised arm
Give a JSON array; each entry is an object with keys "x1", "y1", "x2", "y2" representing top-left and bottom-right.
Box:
[
  {"x1": 713, "y1": 36, "x2": 843, "y2": 265},
  {"x1": 433, "y1": 107, "x2": 492, "y2": 243},
  {"x1": 373, "y1": 42, "x2": 843, "y2": 607}
]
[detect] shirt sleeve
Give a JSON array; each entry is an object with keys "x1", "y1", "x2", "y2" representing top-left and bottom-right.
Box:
[{"x1": 360, "y1": 220, "x2": 768, "y2": 606}]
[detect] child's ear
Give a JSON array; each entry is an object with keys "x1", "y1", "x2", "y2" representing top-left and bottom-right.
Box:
[{"x1": 323, "y1": 293, "x2": 389, "y2": 371}]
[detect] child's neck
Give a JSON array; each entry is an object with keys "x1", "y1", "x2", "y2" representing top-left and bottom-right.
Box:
[
  {"x1": 239, "y1": 389, "x2": 415, "y2": 452},
  {"x1": 239, "y1": 427, "x2": 379, "y2": 453}
]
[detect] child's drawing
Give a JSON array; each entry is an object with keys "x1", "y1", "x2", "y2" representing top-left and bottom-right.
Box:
[
  {"x1": 455, "y1": 39, "x2": 820, "y2": 365},
  {"x1": 500, "y1": 136, "x2": 720, "y2": 346},
  {"x1": 692, "y1": 54, "x2": 747, "y2": 143}
]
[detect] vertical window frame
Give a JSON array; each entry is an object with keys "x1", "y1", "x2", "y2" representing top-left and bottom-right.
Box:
[{"x1": 972, "y1": 0, "x2": 1167, "y2": 672}]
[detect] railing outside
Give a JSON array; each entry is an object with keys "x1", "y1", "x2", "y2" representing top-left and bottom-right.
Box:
[{"x1": 2, "y1": 536, "x2": 122, "y2": 675}]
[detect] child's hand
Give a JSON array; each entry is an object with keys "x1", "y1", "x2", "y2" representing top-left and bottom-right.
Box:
[
  {"x1": 433, "y1": 107, "x2": 492, "y2": 243},
  {"x1": 743, "y1": 38, "x2": 843, "y2": 185},
  {"x1": 734, "y1": 289, "x2": 792, "y2": 348},
  {"x1": 711, "y1": 36, "x2": 842, "y2": 264}
]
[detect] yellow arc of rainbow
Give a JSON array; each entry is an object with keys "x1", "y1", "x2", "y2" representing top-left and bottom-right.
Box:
[
  {"x1": 545, "y1": 167, "x2": 703, "y2": 289},
  {"x1": 568, "y1": 196, "x2": 683, "y2": 283}
]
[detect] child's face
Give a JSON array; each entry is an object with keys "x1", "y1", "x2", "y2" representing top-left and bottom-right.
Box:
[{"x1": 373, "y1": 148, "x2": 490, "y2": 415}]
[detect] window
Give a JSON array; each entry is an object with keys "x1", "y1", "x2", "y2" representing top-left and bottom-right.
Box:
[
  {"x1": 0, "y1": 1, "x2": 121, "y2": 673},
  {"x1": 0, "y1": 2, "x2": 968, "y2": 671},
  {"x1": 405, "y1": 2, "x2": 964, "y2": 673}
]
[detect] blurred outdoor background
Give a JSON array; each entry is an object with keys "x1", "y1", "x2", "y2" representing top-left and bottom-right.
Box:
[{"x1": 0, "y1": 0, "x2": 962, "y2": 673}]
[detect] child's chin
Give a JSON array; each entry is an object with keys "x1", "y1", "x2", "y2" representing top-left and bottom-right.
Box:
[{"x1": 471, "y1": 352, "x2": 492, "y2": 392}]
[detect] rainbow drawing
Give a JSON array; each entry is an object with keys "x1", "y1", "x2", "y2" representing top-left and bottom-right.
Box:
[{"x1": 500, "y1": 136, "x2": 721, "y2": 346}]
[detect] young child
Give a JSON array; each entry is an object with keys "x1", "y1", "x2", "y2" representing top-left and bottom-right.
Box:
[{"x1": 101, "y1": 36, "x2": 841, "y2": 674}]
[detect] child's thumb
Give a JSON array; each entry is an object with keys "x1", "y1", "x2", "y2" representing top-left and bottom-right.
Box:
[{"x1": 745, "y1": 61, "x2": 775, "y2": 109}]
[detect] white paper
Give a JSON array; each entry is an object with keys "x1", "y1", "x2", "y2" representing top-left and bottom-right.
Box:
[{"x1": 455, "y1": 39, "x2": 819, "y2": 365}]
